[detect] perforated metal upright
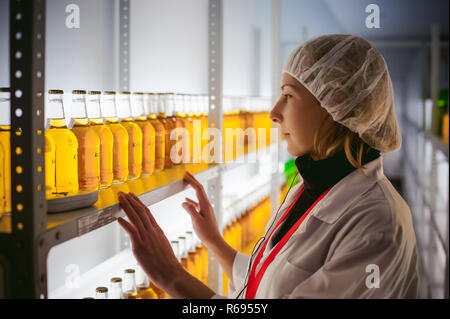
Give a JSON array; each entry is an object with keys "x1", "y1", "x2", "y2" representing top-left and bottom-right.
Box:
[
  {"x1": 119, "y1": 0, "x2": 130, "y2": 92},
  {"x1": 0, "y1": 0, "x2": 47, "y2": 298},
  {"x1": 206, "y1": 0, "x2": 223, "y2": 294},
  {"x1": 270, "y1": 0, "x2": 281, "y2": 218}
]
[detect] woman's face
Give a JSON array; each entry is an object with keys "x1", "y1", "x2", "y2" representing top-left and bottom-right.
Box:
[{"x1": 270, "y1": 73, "x2": 332, "y2": 157}]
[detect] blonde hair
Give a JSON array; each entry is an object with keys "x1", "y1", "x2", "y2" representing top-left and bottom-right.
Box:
[{"x1": 310, "y1": 113, "x2": 372, "y2": 176}]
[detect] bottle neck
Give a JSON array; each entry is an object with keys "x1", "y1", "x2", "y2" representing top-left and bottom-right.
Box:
[
  {"x1": 48, "y1": 118, "x2": 68, "y2": 128},
  {"x1": 123, "y1": 273, "x2": 137, "y2": 293},
  {"x1": 72, "y1": 118, "x2": 90, "y2": 126},
  {"x1": 90, "y1": 118, "x2": 104, "y2": 125},
  {"x1": 105, "y1": 117, "x2": 119, "y2": 124}
]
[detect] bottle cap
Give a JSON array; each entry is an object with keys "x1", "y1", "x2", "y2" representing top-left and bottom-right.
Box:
[{"x1": 96, "y1": 287, "x2": 108, "y2": 293}]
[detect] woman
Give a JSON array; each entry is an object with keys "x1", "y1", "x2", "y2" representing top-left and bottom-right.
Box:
[{"x1": 117, "y1": 34, "x2": 419, "y2": 299}]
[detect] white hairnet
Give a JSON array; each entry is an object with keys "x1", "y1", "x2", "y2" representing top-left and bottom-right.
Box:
[{"x1": 283, "y1": 34, "x2": 401, "y2": 153}]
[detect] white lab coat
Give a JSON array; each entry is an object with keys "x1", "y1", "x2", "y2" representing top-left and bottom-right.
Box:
[{"x1": 213, "y1": 156, "x2": 419, "y2": 299}]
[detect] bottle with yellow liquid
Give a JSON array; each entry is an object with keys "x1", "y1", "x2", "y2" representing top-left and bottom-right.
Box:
[
  {"x1": 87, "y1": 91, "x2": 113, "y2": 189},
  {"x1": 44, "y1": 133, "x2": 56, "y2": 198},
  {"x1": 222, "y1": 96, "x2": 233, "y2": 162},
  {"x1": 169, "y1": 93, "x2": 188, "y2": 164},
  {"x1": 183, "y1": 94, "x2": 194, "y2": 163},
  {"x1": 145, "y1": 93, "x2": 165, "y2": 172},
  {"x1": 157, "y1": 93, "x2": 175, "y2": 169},
  {"x1": 0, "y1": 88, "x2": 11, "y2": 217},
  {"x1": 191, "y1": 95, "x2": 204, "y2": 163},
  {"x1": 117, "y1": 91, "x2": 142, "y2": 180},
  {"x1": 200, "y1": 95, "x2": 209, "y2": 163},
  {"x1": 95, "y1": 287, "x2": 108, "y2": 299},
  {"x1": 222, "y1": 213, "x2": 234, "y2": 296},
  {"x1": 135, "y1": 263, "x2": 158, "y2": 299},
  {"x1": 174, "y1": 93, "x2": 191, "y2": 164},
  {"x1": 131, "y1": 92, "x2": 155, "y2": 176},
  {"x1": 122, "y1": 268, "x2": 139, "y2": 299},
  {"x1": 169, "y1": 240, "x2": 180, "y2": 299},
  {"x1": 185, "y1": 231, "x2": 199, "y2": 279},
  {"x1": 45, "y1": 90, "x2": 79, "y2": 196},
  {"x1": 109, "y1": 277, "x2": 123, "y2": 299},
  {"x1": 179, "y1": 235, "x2": 197, "y2": 277},
  {"x1": 101, "y1": 91, "x2": 128, "y2": 184},
  {"x1": 69, "y1": 90, "x2": 100, "y2": 191}
]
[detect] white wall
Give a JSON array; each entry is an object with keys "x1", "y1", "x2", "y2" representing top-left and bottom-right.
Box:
[
  {"x1": 129, "y1": 0, "x2": 209, "y2": 94},
  {"x1": 280, "y1": 0, "x2": 346, "y2": 70},
  {"x1": 0, "y1": 0, "x2": 8, "y2": 88},
  {"x1": 45, "y1": 0, "x2": 116, "y2": 92},
  {"x1": 223, "y1": 0, "x2": 271, "y2": 97}
]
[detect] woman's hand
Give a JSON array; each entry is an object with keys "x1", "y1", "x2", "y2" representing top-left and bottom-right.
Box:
[
  {"x1": 182, "y1": 171, "x2": 222, "y2": 248},
  {"x1": 117, "y1": 192, "x2": 184, "y2": 290}
]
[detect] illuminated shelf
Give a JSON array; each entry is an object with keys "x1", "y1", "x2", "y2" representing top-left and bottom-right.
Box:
[{"x1": 36, "y1": 144, "x2": 275, "y2": 249}]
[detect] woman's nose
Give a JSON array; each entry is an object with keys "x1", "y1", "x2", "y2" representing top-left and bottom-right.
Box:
[{"x1": 269, "y1": 100, "x2": 282, "y2": 124}]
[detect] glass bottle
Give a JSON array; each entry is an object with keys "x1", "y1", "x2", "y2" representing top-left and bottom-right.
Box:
[
  {"x1": 186, "y1": 231, "x2": 199, "y2": 279},
  {"x1": 69, "y1": 90, "x2": 100, "y2": 191},
  {"x1": 178, "y1": 236, "x2": 193, "y2": 275},
  {"x1": 167, "y1": 93, "x2": 187, "y2": 165},
  {"x1": 183, "y1": 94, "x2": 194, "y2": 163},
  {"x1": 95, "y1": 286, "x2": 108, "y2": 299},
  {"x1": 109, "y1": 277, "x2": 123, "y2": 299},
  {"x1": 131, "y1": 92, "x2": 155, "y2": 176},
  {"x1": 122, "y1": 268, "x2": 139, "y2": 299},
  {"x1": 117, "y1": 92, "x2": 142, "y2": 180},
  {"x1": 44, "y1": 133, "x2": 56, "y2": 198},
  {"x1": 101, "y1": 91, "x2": 128, "y2": 184},
  {"x1": 145, "y1": 93, "x2": 165, "y2": 172},
  {"x1": 191, "y1": 95, "x2": 203, "y2": 163},
  {"x1": 0, "y1": 88, "x2": 11, "y2": 216},
  {"x1": 45, "y1": 90, "x2": 79, "y2": 195},
  {"x1": 157, "y1": 93, "x2": 174, "y2": 169},
  {"x1": 87, "y1": 91, "x2": 113, "y2": 189},
  {"x1": 200, "y1": 95, "x2": 209, "y2": 163},
  {"x1": 135, "y1": 263, "x2": 158, "y2": 299}
]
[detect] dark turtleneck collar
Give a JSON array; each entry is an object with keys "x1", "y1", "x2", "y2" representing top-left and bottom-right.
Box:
[{"x1": 295, "y1": 145, "x2": 381, "y2": 196}]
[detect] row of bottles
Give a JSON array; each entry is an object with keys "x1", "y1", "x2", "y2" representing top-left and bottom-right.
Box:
[
  {"x1": 0, "y1": 87, "x2": 275, "y2": 217},
  {"x1": 171, "y1": 231, "x2": 209, "y2": 287},
  {"x1": 220, "y1": 182, "x2": 275, "y2": 296},
  {"x1": 83, "y1": 229, "x2": 207, "y2": 299},
  {"x1": 88, "y1": 266, "x2": 161, "y2": 299},
  {"x1": 44, "y1": 90, "x2": 213, "y2": 197},
  {"x1": 222, "y1": 96, "x2": 273, "y2": 162},
  {"x1": 438, "y1": 89, "x2": 449, "y2": 144}
]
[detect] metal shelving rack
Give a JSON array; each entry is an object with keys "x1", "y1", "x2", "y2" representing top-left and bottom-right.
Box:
[
  {"x1": 0, "y1": 0, "x2": 285, "y2": 298},
  {"x1": 401, "y1": 23, "x2": 449, "y2": 299}
]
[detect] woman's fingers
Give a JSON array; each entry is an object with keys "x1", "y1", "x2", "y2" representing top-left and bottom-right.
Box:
[
  {"x1": 118, "y1": 217, "x2": 141, "y2": 246},
  {"x1": 183, "y1": 172, "x2": 209, "y2": 205},
  {"x1": 128, "y1": 192, "x2": 160, "y2": 229},
  {"x1": 126, "y1": 192, "x2": 153, "y2": 229},
  {"x1": 182, "y1": 201, "x2": 200, "y2": 220},
  {"x1": 185, "y1": 197, "x2": 199, "y2": 210},
  {"x1": 118, "y1": 192, "x2": 146, "y2": 238}
]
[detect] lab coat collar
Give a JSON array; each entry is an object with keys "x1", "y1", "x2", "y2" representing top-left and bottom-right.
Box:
[{"x1": 308, "y1": 155, "x2": 385, "y2": 224}]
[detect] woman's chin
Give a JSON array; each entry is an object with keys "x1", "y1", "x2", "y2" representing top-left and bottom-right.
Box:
[{"x1": 286, "y1": 141, "x2": 309, "y2": 157}]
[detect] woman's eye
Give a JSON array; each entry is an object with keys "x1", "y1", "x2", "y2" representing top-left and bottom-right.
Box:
[{"x1": 283, "y1": 94, "x2": 292, "y2": 99}]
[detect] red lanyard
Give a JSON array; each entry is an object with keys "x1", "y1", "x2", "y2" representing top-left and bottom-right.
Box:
[{"x1": 245, "y1": 184, "x2": 331, "y2": 299}]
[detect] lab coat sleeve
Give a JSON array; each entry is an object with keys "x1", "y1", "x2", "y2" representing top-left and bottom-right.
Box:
[
  {"x1": 282, "y1": 204, "x2": 419, "y2": 298},
  {"x1": 210, "y1": 252, "x2": 251, "y2": 299}
]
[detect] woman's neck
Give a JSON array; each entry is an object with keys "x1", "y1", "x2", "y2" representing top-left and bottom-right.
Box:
[{"x1": 295, "y1": 145, "x2": 380, "y2": 196}]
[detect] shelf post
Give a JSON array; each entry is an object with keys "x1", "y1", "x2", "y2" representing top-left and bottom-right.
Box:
[
  {"x1": 270, "y1": 0, "x2": 281, "y2": 218},
  {"x1": 119, "y1": 0, "x2": 130, "y2": 92},
  {"x1": 207, "y1": 0, "x2": 223, "y2": 295},
  {"x1": 8, "y1": 0, "x2": 47, "y2": 298}
]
